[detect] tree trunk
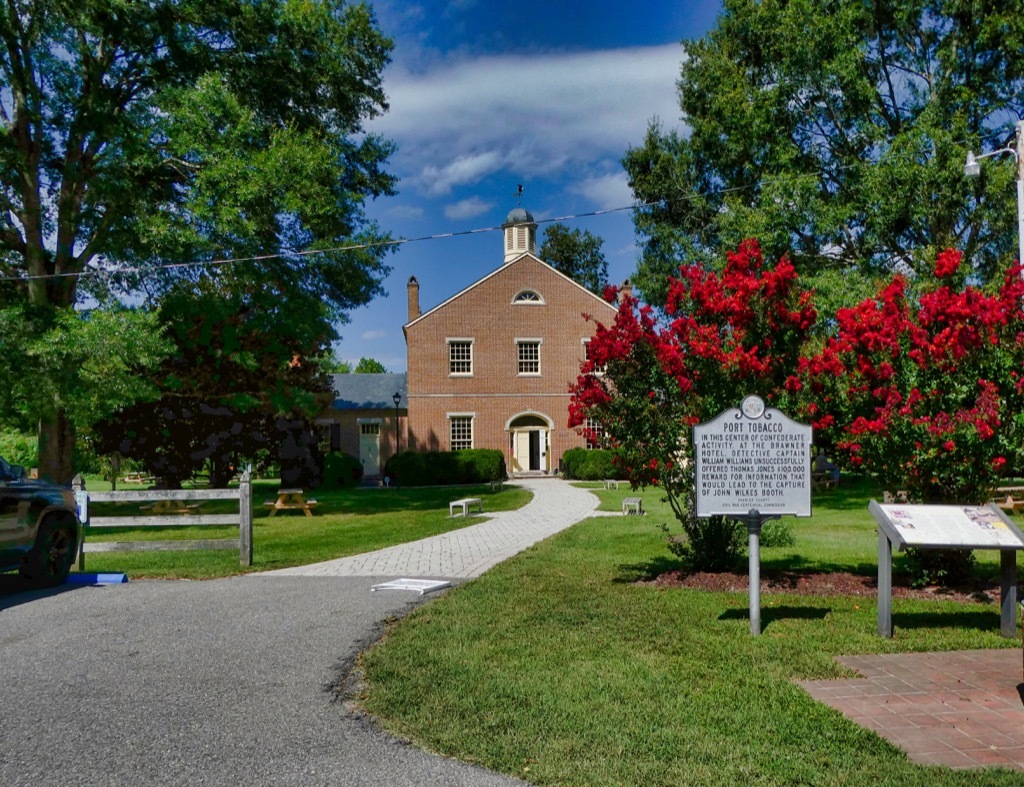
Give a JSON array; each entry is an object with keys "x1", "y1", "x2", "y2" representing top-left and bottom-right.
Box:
[{"x1": 37, "y1": 409, "x2": 75, "y2": 485}]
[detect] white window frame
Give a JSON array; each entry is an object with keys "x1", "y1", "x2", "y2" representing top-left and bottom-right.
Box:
[
  {"x1": 515, "y1": 338, "x2": 542, "y2": 376},
  {"x1": 512, "y1": 289, "x2": 545, "y2": 305},
  {"x1": 448, "y1": 413, "x2": 474, "y2": 451},
  {"x1": 584, "y1": 417, "x2": 605, "y2": 450},
  {"x1": 447, "y1": 337, "x2": 474, "y2": 377},
  {"x1": 582, "y1": 338, "x2": 605, "y2": 376}
]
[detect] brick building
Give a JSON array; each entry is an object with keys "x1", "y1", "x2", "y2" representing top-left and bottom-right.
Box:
[{"x1": 403, "y1": 207, "x2": 618, "y2": 475}]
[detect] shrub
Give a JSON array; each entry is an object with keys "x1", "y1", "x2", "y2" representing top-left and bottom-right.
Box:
[
  {"x1": 321, "y1": 452, "x2": 363, "y2": 489},
  {"x1": 561, "y1": 447, "x2": 618, "y2": 480},
  {"x1": 384, "y1": 449, "x2": 506, "y2": 487},
  {"x1": 0, "y1": 430, "x2": 37, "y2": 469}
]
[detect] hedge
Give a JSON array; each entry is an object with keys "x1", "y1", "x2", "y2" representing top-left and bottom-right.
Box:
[
  {"x1": 561, "y1": 447, "x2": 619, "y2": 480},
  {"x1": 320, "y1": 452, "x2": 364, "y2": 489},
  {"x1": 384, "y1": 449, "x2": 506, "y2": 487}
]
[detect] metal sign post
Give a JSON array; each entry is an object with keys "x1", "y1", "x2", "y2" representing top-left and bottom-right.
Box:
[{"x1": 694, "y1": 396, "x2": 812, "y2": 636}]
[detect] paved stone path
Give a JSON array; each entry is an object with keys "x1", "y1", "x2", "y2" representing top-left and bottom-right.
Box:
[
  {"x1": 258, "y1": 478, "x2": 606, "y2": 579},
  {"x1": 799, "y1": 649, "x2": 1024, "y2": 771}
]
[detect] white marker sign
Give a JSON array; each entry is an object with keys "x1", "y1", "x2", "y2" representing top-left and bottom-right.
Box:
[{"x1": 693, "y1": 396, "x2": 812, "y2": 517}]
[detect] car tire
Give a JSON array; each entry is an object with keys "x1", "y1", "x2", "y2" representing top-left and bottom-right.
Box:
[{"x1": 21, "y1": 519, "x2": 77, "y2": 587}]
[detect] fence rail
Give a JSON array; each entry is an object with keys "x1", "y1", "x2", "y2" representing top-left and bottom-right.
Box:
[{"x1": 72, "y1": 472, "x2": 254, "y2": 569}]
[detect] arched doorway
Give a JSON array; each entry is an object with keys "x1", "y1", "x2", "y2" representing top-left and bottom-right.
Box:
[{"x1": 507, "y1": 412, "x2": 551, "y2": 474}]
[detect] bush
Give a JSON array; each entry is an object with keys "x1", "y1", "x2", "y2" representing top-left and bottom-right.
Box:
[
  {"x1": 561, "y1": 448, "x2": 618, "y2": 480},
  {"x1": 0, "y1": 430, "x2": 37, "y2": 469},
  {"x1": 321, "y1": 452, "x2": 363, "y2": 489},
  {"x1": 902, "y1": 547, "x2": 977, "y2": 588},
  {"x1": 384, "y1": 449, "x2": 506, "y2": 487}
]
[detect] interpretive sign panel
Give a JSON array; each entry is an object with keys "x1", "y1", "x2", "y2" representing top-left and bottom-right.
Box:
[
  {"x1": 870, "y1": 501, "x2": 1024, "y2": 638},
  {"x1": 693, "y1": 396, "x2": 812, "y2": 517},
  {"x1": 874, "y1": 503, "x2": 1024, "y2": 550}
]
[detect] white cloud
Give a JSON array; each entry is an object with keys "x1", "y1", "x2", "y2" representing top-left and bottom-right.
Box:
[
  {"x1": 444, "y1": 196, "x2": 494, "y2": 220},
  {"x1": 361, "y1": 329, "x2": 388, "y2": 341},
  {"x1": 371, "y1": 44, "x2": 684, "y2": 194},
  {"x1": 384, "y1": 204, "x2": 425, "y2": 220},
  {"x1": 569, "y1": 172, "x2": 634, "y2": 211}
]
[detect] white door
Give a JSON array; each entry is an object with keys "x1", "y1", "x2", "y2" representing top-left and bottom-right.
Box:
[{"x1": 359, "y1": 424, "x2": 380, "y2": 475}]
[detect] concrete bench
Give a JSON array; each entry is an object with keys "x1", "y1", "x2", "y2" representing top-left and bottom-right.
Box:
[
  {"x1": 622, "y1": 497, "x2": 643, "y2": 515},
  {"x1": 604, "y1": 479, "x2": 620, "y2": 490},
  {"x1": 449, "y1": 497, "x2": 483, "y2": 517},
  {"x1": 490, "y1": 480, "x2": 505, "y2": 491}
]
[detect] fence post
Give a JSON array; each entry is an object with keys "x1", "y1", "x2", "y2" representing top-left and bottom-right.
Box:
[
  {"x1": 72, "y1": 474, "x2": 86, "y2": 572},
  {"x1": 239, "y1": 470, "x2": 253, "y2": 567}
]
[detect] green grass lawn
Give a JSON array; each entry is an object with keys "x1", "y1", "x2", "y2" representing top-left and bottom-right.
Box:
[
  {"x1": 77, "y1": 480, "x2": 531, "y2": 579},
  {"x1": 359, "y1": 480, "x2": 1023, "y2": 785}
]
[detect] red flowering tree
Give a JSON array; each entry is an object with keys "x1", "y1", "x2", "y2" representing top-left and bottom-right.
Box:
[
  {"x1": 797, "y1": 250, "x2": 1024, "y2": 506},
  {"x1": 570, "y1": 240, "x2": 817, "y2": 569}
]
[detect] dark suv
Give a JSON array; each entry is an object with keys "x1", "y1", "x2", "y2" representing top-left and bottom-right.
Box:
[{"x1": 0, "y1": 457, "x2": 82, "y2": 586}]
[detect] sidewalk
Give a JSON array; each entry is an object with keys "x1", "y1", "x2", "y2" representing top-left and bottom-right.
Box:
[{"x1": 257, "y1": 478, "x2": 605, "y2": 579}]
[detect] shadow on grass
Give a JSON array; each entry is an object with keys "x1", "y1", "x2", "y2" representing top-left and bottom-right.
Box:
[
  {"x1": 614, "y1": 556, "x2": 688, "y2": 583},
  {"x1": 718, "y1": 605, "x2": 832, "y2": 630},
  {"x1": 892, "y1": 609, "x2": 1001, "y2": 631},
  {"x1": 761, "y1": 555, "x2": 879, "y2": 577}
]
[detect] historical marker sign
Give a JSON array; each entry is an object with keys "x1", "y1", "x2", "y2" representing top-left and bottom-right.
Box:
[{"x1": 693, "y1": 396, "x2": 813, "y2": 518}]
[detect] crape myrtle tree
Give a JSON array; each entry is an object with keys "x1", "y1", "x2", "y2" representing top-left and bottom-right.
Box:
[
  {"x1": 569, "y1": 240, "x2": 816, "y2": 569},
  {"x1": 624, "y1": 0, "x2": 1024, "y2": 308},
  {"x1": 0, "y1": 1, "x2": 396, "y2": 482},
  {"x1": 796, "y1": 251, "x2": 1024, "y2": 502}
]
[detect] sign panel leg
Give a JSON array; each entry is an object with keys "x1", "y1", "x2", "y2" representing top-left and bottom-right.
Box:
[
  {"x1": 877, "y1": 529, "x2": 893, "y2": 638},
  {"x1": 749, "y1": 528, "x2": 761, "y2": 636},
  {"x1": 1001, "y1": 549, "x2": 1017, "y2": 638}
]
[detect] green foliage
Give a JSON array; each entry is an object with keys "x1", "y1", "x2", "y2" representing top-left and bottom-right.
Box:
[
  {"x1": 539, "y1": 223, "x2": 609, "y2": 294},
  {"x1": 624, "y1": 0, "x2": 1024, "y2": 306},
  {"x1": 561, "y1": 448, "x2": 618, "y2": 480},
  {"x1": 904, "y1": 547, "x2": 977, "y2": 590},
  {"x1": 0, "y1": 0, "x2": 397, "y2": 481},
  {"x1": 0, "y1": 430, "x2": 37, "y2": 469},
  {"x1": 759, "y1": 518, "x2": 797, "y2": 549},
  {"x1": 321, "y1": 452, "x2": 364, "y2": 489},
  {"x1": 354, "y1": 357, "x2": 388, "y2": 374},
  {"x1": 385, "y1": 449, "x2": 506, "y2": 487}
]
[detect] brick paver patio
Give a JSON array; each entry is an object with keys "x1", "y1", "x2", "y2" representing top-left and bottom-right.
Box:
[{"x1": 799, "y1": 649, "x2": 1024, "y2": 770}]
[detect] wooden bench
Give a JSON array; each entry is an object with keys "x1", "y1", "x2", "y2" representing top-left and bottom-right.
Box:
[
  {"x1": 811, "y1": 471, "x2": 837, "y2": 491},
  {"x1": 994, "y1": 495, "x2": 1024, "y2": 514},
  {"x1": 622, "y1": 497, "x2": 643, "y2": 515},
  {"x1": 604, "y1": 479, "x2": 620, "y2": 490},
  {"x1": 449, "y1": 497, "x2": 483, "y2": 517},
  {"x1": 882, "y1": 490, "x2": 909, "y2": 504}
]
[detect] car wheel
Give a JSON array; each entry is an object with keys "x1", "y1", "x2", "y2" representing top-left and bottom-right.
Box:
[{"x1": 21, "y1": 519, "x2": 77, "y2": 587}]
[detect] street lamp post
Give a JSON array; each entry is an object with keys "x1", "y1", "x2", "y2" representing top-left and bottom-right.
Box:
[
  {"x1": 964, "y1": 120, "x2": 1024, "y2": 277},
  {"x1": 392, "y1": 391, "x2": 402, "y2": 457}
]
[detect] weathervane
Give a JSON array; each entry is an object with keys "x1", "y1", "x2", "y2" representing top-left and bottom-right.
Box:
[{"x1": 514, "y1": 184, "x2": 524, "y2": 206}]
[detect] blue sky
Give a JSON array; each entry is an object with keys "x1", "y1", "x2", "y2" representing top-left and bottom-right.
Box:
[{"x1": 340, "y1": 1, "x2": 724, "y2": 371}]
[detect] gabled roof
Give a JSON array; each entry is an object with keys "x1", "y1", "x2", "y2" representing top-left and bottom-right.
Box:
[
  {"x1": 404, "y1": 252, "x2": 618, "y2": 331},
  {"x1": 331, "y1": 372, "x2": 407, "y2": 411}
]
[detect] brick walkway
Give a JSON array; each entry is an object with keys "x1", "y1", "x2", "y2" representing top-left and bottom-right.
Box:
[{"x1": 799, "y1": 649, "x2": 1024, "y2": 770}]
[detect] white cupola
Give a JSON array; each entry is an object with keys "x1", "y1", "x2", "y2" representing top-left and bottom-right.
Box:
[{"x1": 502, "y1": 206, "x2": 537, "y2": 263}]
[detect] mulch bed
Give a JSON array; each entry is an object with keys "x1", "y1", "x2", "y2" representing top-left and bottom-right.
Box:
[{"x1": 640, "y1": 569, "x2": 1011, "y2": 604}]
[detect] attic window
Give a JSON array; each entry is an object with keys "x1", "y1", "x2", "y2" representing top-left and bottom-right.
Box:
[{"x1": 513, "y1": 289, "x2": 544, "y2": 304}]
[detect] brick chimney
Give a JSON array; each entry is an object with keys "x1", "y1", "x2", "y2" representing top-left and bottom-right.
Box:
[
  {"x1": 618, "y1": 278, "x2": 633, "y2": 305},
  {"x1": 407, "y1": 276, "x2": 420, "y2": 321}
]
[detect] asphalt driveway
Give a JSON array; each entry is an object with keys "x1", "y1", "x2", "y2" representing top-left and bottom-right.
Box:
[{"x1": 0, "y1": 575, "x2": 522, "y2": 786}]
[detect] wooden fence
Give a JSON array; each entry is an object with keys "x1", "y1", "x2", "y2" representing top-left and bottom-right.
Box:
[{"x1": 71, "y1": 472, "x2": 253, "y2": 569}]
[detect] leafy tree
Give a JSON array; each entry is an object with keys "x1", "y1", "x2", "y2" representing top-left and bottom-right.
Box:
[
  {"x1": 0, "y1": 1, "x2": 396, "y2": 481},
  {"x1": 539, "y1": 223, "x2": 609, "y2": 294},
  {"x1": 92, "y1": 280, "x2": 334, "y2": 487},
  {"x1": 354, "y1": 357, "x2": 387, "y2": 374},
  {"x1": 624, "y1": 0, "x2": 1024, "y2": 306},
  {"x1": 570, "y1": 240, "x2": 815, "y2": 569}
]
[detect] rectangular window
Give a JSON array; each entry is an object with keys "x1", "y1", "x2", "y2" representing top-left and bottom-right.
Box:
[
  {"x1": 450, "y1": 415, "x2": 473, "y2": 451},
  {"x1": 585, "y1": 417, "x2": 604, "y2": 450},
  {"x1": 583, "y1": 339, "x2": 605, "y2": 375},
  {"x1": 360, "y1": 423, "x2": 380, "y2": 436},
  {"x1": 448, "y1": 339, "x2": 473, "y2": 375},
  {"x1": 517, "y1": 340, "x2": 541, "y2": 375}
]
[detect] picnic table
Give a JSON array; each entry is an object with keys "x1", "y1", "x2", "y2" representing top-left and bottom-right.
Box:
[
  {"x1": 263, "y1": 489, "x2": 317, "y2": 517},
  {"x1": 992, "y1": 487, "x2": 1024, "y2": 513},
  {"x1": 122, "y1": 473, "x2": 156, "y2": 484},
  {"x1": 140, "y1": 499, "x2": 202, "y2": 515}
]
